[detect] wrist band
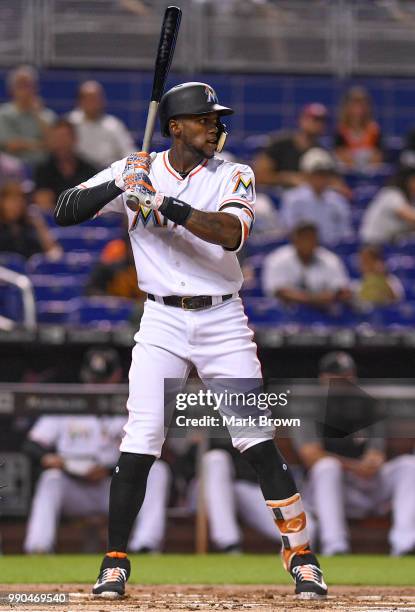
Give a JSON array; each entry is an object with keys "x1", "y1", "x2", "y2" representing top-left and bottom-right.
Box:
[{"x1": 159, "y1": 196, "x2": 193, "y2": 226}]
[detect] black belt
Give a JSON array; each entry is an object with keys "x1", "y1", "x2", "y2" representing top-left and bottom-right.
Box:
[{"x1": 147, "y1": 293, "x2": 234, "y2": 310}]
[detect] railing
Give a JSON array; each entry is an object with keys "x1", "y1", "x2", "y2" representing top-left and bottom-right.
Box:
[
  {"x1": 0, "y1": 267, "x2": 36, "y2": 330},
  {"x1": 1, "y1": 0, "x2": 415, "y2": 76}
]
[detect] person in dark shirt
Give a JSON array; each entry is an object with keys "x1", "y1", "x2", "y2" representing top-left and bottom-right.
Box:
[
  {"x1": 253, "y1": 103, "x2": 328, "y2": 188},
  {"x1": 0, "y1": 181, "x2": 60, "y2": 258},
  {"x1": 34, "y1": 118, "x2": 97, "y2": 212}
]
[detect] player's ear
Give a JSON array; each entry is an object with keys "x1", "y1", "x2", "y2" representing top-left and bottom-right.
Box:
[{"x1": 169, "y1": 118, "x2": 181, "y2": 137}]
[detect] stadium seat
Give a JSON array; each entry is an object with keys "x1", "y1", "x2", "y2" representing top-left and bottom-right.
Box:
[
  {"x1": 368, "y1": 302, "x2": 415, "y2": 328},
  {"x1": 36, "y1": 300, "x2": 76, "y2": 324},
  {"x1": 242, "y1": 297, "x2": 287, "y2": 326},
  {"x1": 52, "y1": 227, "x2": 122, "y2": 253},
  {"x1": 0, "y1": 252, "x2": 27, "y2": 274},
  {"x1": 0, "y1": 284, "x2": 24, "y2": 322},
  {"x1": 333, "y1": 239, "x2": 361, "y2": 256},
  {"x1": 67, "y1": 296, "x2": 136, "y2": 327},
  {"x1": 27, "y1": 252, "x2": 96, "y2": 276},
  {"x1": 241, "y1": 254, "x2": 266, "y2": 297},
  {"x1": 30, "y1": 275, "x2": 85, "y2": 301}
]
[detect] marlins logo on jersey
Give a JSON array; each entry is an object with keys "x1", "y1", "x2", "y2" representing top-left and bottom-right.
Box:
[
  {"x1": 232, "y1": 170, "x2": 254, "y2": 200},
  {"x1": 130, "y1": 206, "x2": 168, "y2": 230}
]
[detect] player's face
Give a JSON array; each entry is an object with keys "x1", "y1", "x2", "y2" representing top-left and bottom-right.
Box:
[{"x1": 174, "y1": 112, "x2": 220, "y2": 159}]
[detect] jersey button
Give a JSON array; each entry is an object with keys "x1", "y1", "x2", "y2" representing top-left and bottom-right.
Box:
[{"x1": 180, "y1": 282, "x2": 185, "y2": 286}]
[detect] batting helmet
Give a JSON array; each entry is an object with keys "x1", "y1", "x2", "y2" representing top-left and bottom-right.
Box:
[
  {"x1": 159, "y1": 82, "x2": 234, "y2": 151},
  {"x1": 318, "y1": 351, "x2": 356, "y2": 376}
]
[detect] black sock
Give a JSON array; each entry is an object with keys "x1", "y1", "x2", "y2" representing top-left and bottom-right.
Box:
[
  {"x1": 107, "y1": 452, "x2": 156, "y2": 552},
  {"x1": 242, "y1": 440, "x2": 297, "y2": 500}
]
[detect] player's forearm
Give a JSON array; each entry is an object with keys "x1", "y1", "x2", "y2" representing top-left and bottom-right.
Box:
[
  {"x1": 54, "y1": 180, "x2": 123, "y2": 226},
  {"x1": 184, "y1": 209, "x2": 241, "y2": 249}
]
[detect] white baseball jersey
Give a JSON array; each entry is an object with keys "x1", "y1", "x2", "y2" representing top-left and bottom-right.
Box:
[
  {"x1": 29, "y1": 416, "x2": 126, "y2": 467},
  {"x1": 78, "y1": 151, "x2": 256, "y2": 296}
]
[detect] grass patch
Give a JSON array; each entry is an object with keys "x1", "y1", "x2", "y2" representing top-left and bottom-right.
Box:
[{"x1": 1, "y1": 554, "x2": 414, "y2": 585}]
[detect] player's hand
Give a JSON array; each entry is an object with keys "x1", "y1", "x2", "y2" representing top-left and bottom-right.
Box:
[
  {"x1": 115, "y1": 151, "x2": 156, "y2": 191},
  {"x1": 41, "y1": 453, "x2": 65, "y2": 469},
  {"x1": 125, "y1": 172, "x2": 166, "y2": 211},
  {"x1": 84, "y1": 465, "x2": 109, "y2": 482}
]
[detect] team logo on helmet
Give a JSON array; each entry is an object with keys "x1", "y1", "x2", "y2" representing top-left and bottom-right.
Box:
[{"x1": 205, "y1": 85, "x2": 218, "y2": 104}]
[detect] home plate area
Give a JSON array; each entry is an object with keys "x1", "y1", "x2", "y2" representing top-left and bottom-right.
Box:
[{"x1": 2, "y1": 585, "x2": 415, "y2": 612}]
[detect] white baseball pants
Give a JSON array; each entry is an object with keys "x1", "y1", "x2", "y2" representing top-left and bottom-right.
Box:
[
  {"x1": 120, "y1": 298, "x2": 272, "y2": 457},
  {"x1": 303, "y1": 454, "x2": 415, "y2": 555},
  {"x1": 24, "y1": 460, "x2": 170, "y2": 553},
  {"x1": 202, "y1": 448, "x2": 280, "y2": 549}
]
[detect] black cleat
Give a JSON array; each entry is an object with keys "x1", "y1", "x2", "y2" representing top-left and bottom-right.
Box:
[
  {"x1": 92, "y1": 555, "x2": 130, "y2": 599},
  {"x1": 290, "y1": 552, "x2": 328, "y2": 599}
]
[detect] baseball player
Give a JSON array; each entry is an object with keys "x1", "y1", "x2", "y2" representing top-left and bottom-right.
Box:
[
  {"x1": 54, "y1": 82, "x2": 327, "y2": 599},
  {"x1": 293, "y1": 351, "x2": 415, "y2": 556},
  {"x1": 23, "y1": 348, "x2": 171, "y2": 554}
]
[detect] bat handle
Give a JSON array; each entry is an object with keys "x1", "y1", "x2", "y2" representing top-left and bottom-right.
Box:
[
  {"x1": 127, "y1": 100, "x2": 160, "y2": 208},
  {"x1": 142, "y1": 100, "x2": 159, "y2": 153}
]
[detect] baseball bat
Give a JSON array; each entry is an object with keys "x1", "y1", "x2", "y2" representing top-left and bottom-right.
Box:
[{"x1": 127, "y1": 5, "x2": 182, "y2": 208}]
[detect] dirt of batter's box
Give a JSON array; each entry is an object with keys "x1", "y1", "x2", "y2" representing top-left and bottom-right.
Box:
[{"x1": 1, "y1": 584, "x2": 415, "y2": 612}]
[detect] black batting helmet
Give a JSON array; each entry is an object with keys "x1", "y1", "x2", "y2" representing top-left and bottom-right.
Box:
[
  {"x1": 159, "y1": 82, "x2": 234, "y2": 138},
  {"x1": 318, "y1": 351, "x2": 356, "y2": 376}
]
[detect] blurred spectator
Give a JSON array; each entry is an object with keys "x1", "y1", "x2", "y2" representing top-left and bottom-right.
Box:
[
  {"x1": 23, "y1": 348, "x2": 171, "y2": 554},
  {"x1": 280, "y1": 148, "x2": 352, "y2": 246},
  {"x1": 335, "y1": 86, "x2": 383, "y2": 171},
  {"x1": 360, "y1": 165, "x2": 415, "y2": 244},
  {"x1": 33, "y1": 119, "x2": 98, "y2": 212},
  {"x1": 292, "y1": 351, "x2": 415, "y2": 556},
  {"x1": 253, "y1": 103, "x2": 328, "y2": 188},
  {"x1": 262, "y1": 222, "x2": 351, "y2": 308},
  {"x1": 0, "y1": 66, "x2": 56, "y2": 167},
  {"x1": 0, "y1": 182, "x2": 60, "y2": 258},
  {"x1": 0, "y1": 151, "x2": 27, "y2": 188},
  {"x1": 354, "y1": 245, "x2": 404, "y2": 306},
  {"x1": 67, "y1": 81, "x2": 135, "y2": 169}
]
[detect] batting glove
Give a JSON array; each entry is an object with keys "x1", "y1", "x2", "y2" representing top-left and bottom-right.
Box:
[
  {"x1": 115, "y1": 151, "x2": 156, "y2": 191},
  {"x1": 125, "y1": 172, "x2": 166, "y2": 211}
]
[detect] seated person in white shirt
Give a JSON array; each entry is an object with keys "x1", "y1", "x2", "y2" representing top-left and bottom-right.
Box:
[
  {"x1": 280, "y1": 148, "x2": 352, "y2": 247},
  {"x1": 360, "y1": 165, "x2": 415, "y2": 245},
  {"x1": 23, "y1": 348, "x2": 171, "y2": 554},
  {"x1": 67, "y1": 81, "x2": 135, "y2": 169},
  {"x1": 262, "y1": 222, "x2": 351, "y2": 309}
]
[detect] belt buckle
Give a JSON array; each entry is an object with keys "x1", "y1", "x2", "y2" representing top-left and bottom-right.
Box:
[{"x1": 181, "y1": 296, "x2": 192, "y2": 310}]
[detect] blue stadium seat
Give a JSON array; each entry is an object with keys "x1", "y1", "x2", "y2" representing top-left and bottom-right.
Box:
[
  {"x1": 36, "y1": 300, "x2": 76, "y2": 324},
  {"x1": 289, "y1": 304, "x2": 360, "y2": 327},
  {"x1": 27, "y1": 252, "x2": 96, "y2": 276},
  {"x1": 241, "y1": 254, "x2": 266, "y2": 297},
  {"x1": 52, "y1": 226, "x2": 122, "y2": 253},
  {"x1": 388, "y1": 255, "x2": 415, "y2": 279},
  {"x1": 368, "y1": 302, "x2": 415, "y2": 328},
  {"x1": 333, "y1": 239, "x2": 361, "y2": 257},
  {"x1": 242, "y1": 297, "x2": 287, "y2": 326},
  {"x1": 68, "y1": 296, "x2": 136, "y2": 327},
  {"x1": 30, "y1": 275, "x2": 85, "y2": 301},
  {"x1": 0, "y1": 252, "x2": 27, "y2": 274},
  {"x1": 245, "y1": 237, "x2": 287, "y2": 257},
  {"x1": 0, "y1": 284, "x2": 24, "y2": 322}
]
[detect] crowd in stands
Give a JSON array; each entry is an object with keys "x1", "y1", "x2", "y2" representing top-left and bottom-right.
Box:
[{"x1": 2, "y1": 65, "x2": 415, "y2": 328}]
